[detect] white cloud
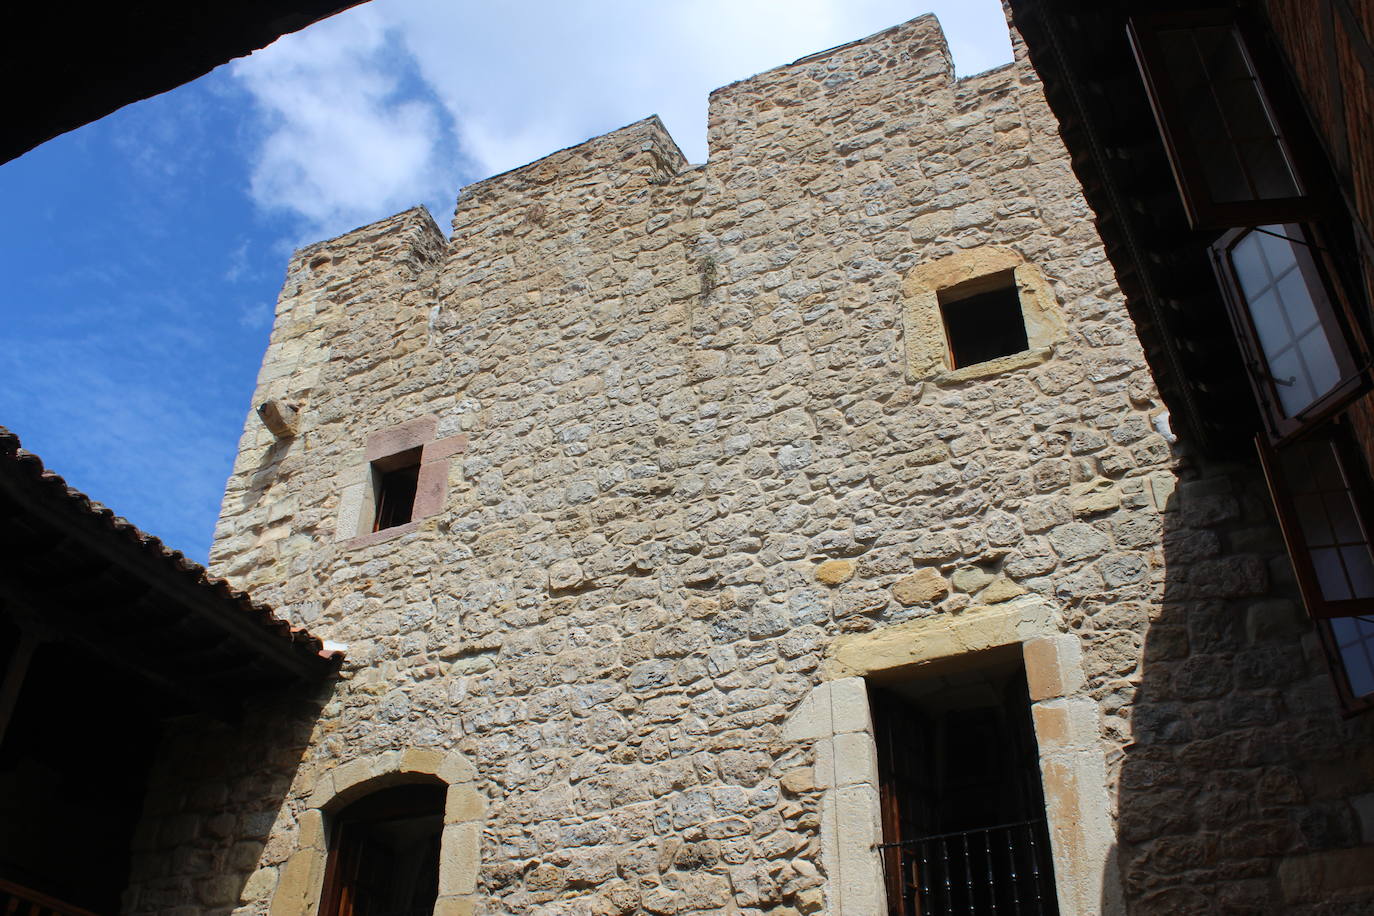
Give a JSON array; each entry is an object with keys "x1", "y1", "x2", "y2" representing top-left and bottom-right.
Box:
[
  {"x1": 231, "y1": 1, "x2": 1012, "y2": 239},
  {"x1": 231, "y1": 7, "x2": 461, "y2": 240}
]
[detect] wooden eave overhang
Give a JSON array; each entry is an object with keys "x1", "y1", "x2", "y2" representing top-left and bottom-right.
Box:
[
  {"x1": 2, "y1": 1, "x2": 370, "y2": 165},
  {"x1": 0, "y1": 426, "x2": 340, "y2": 718},
  {"x1": 1008, "y1": 0, "x2": 1264, "y2": 457}
]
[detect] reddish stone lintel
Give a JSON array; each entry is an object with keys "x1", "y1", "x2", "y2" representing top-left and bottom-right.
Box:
[
  {"x1": 423, "y1": 433, "x2": 468, "y2": 463},
  {"x1": 348, "y1": 420, "x2": 461, "y2": 550},
  {"x1": 365, "y1": 416, "x2": 437, "y2": 463}
]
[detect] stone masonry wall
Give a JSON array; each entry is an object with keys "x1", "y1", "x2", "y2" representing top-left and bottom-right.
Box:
[{"x1": 126, "y1": 12, "x2": 1374, "y2": 916}]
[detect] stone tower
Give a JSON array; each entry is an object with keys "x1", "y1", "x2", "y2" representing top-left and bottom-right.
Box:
[{"x1": 120, "y1": 12, "x2": 1374, "y2": 916}]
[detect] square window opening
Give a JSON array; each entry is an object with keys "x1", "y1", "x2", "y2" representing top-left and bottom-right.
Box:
[
  {"x1": 938, "y1": 271, "x2": 1029, "y2": 370},
  {"x1": 371, "y1": 447, "x2": 422, "y2": 532},
  {"x1": 870, "y1": 646, "x2": 1059, "y2": 915}
]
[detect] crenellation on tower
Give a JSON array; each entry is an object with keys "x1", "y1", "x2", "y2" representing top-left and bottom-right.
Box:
[
  {"x1": 209, "y1": 205, "x2": 446, "y2": 586},
  {"x1": 122, "y1": 10, "x2": 1371, "y2": 916}
]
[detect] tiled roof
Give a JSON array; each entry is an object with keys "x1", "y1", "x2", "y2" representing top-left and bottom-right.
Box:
[{"x1": 0, "y1": 425, "x2": 341, "y2": 676}]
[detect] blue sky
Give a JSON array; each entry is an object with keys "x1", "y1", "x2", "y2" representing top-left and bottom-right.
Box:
[{"x1": 0, "y1": 1, "x2": 1011, "y2": 563}]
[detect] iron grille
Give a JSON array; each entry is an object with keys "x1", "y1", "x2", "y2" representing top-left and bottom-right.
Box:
[{"x1": 879, "y1": 818, "x2": 1058, "y2": 915}]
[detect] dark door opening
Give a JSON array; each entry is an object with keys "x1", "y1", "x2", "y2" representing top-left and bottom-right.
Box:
[
  {"x1": 871, "y1": 647, "x2": 1058, "y2": 915},
  {"x1": 320, "y1": 783, "x2": 444, "y2": 916}
]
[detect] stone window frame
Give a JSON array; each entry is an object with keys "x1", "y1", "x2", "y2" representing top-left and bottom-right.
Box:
[
  {"x1": 783, "y1": 596, "x2": 1123, "y2": 916},
  {"x1": 269, "y1": 748, "x2": 483, "y2": 916},
  {"x1": 336, "y1": 416, "x2": 466, "y2": 548},
  {"x1": 902, "y1": 246, "x2": 1069, "y2": 384}
]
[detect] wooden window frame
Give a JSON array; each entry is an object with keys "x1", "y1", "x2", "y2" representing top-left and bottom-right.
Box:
[
  {"x1": 1128, "y1": 9, "x2": 1322, "y2": 230},
  {"x1": 1212, "y1": 223, "x2": 1370, "y2": 442}
]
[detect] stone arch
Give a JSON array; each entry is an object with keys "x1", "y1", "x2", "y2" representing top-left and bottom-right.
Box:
[
  {"x1": 269, "y1": 748, "x2": 483, "y2": 916},
  {"x1": 784, "y1": 596, "x2": 1123, "y2": 916}
]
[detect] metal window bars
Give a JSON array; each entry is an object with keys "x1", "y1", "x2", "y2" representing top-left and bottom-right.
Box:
[{"x1": 878, "y1": 818, "x2": 1059, "y2": 915}]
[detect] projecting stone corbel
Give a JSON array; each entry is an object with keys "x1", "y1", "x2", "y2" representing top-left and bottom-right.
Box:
[{"x1": 257, "y1": 399, "x2": 299, "y2": 439}]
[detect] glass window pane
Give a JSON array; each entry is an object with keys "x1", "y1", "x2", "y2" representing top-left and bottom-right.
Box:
[
  {"x1": 1340, "y1": 546, "x2": 1374, "y2": 599},
  {"x1": 1231, "y1": 229, "x2": 1344, "y2": 417},
  {"x1": 1311, "y1": 440, "x2": 1346, "y2": 491},
  {"x1": 1331, "y1": 617, "x2": 1374, "y2": 698},
  {"x1": 1331, "y1": 615, "x2": 1360, "y2": 645},
  {"x1": 1295, "y1": 489, "x2": 1335, "y2": 544},
  {"x1": 1312, "y1": 547, "x2": 1353, "y2": 600},
  {"x1": 1256, "y1": 228, "x2": 1296, "y2": 272},
  {"x1": 1246, "y1": 288, "x2": 1288, "y2": 356},
  {"x1": 1159, "y1": 29, "x2": 1207, "y2": 94},
  {"x1": 1230, "y1": 232, "x2": 1270, "y2": 298},
  {"x1": 1297, "y1": 331, "x2": 1342, "y2": 401},
  {"x1": 1324, "y1": 492, "x2": 1365, "y2": 543},
  {"x1": 1194, "y1": 26, "x2": 1245, "y2": 82},
  {"x1": 1275, "y1": 266, "x2": 1321, "y2": 335},
  {"x1": 1198, "y1": 132, "x2": 1252, "y2": 203},
  {"x1": 1242, "y1": 139, "x2": 1301, "y2": 200},
  {"x1": 1269, "y1": 347, "x2": 1317, "y2": 416}
]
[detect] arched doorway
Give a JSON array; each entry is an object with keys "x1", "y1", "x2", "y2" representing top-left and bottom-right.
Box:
[{"x1": 319, "y1": 781, "x2": 445, "y2": 916}]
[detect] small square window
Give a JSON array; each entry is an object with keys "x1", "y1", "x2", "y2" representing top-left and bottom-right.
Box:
[
  {"x1": 371, "y1": 447, "x2": 422, "y2": 532},
  {"x1": 938, "y1": 271, "x2": 1029, "y2": 369}
]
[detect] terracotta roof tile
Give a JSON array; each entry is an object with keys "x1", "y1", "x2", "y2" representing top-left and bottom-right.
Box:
[{"x1": 0, "y1": 425, "x2": 342, "y2": 671}]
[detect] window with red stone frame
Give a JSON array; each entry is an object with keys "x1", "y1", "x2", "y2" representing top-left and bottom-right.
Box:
[{"x1": 346, "y1": 416, "x2": 466, "y2": 549}]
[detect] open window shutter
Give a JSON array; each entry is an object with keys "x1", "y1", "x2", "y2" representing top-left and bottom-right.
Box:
[
  {"x1": 1256, "y1": 427, "x2": 1374, "y2": 619},
  {"x1": 1317, "y1": 616, "x2": 1374, "y2": 714},
  {"x1": 1212, "y1": 225, "x2": 1368, "y2": 439},
  {"x1": 1128, "y1": 10, "x2": 1316, "y2": 229}
]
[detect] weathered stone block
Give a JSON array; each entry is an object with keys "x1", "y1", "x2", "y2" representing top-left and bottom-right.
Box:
[
  {"x1": 892, "y1": 568, "x2": 949, "y2": 606},
  {"x1": 1024, "y1": 634, "x2": 1086, "y2": 701},
  {"x1": 815, "y1": 559, "x2": 855, "y2": 586}
]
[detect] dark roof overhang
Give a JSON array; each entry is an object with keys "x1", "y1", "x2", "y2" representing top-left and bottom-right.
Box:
[
  {"x1": 0, "y1": 427, "x2": 340, "y2": 720},
  {"x1": 3, "y1": 1, "x2": 370, "y2": 165},
  {"x1": 1008, "y1": 0, "x2": 1263, "y2": 457}
]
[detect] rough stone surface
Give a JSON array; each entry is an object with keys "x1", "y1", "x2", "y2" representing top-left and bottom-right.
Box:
[
  {"x1": 814, "y1": 560, "x2": 855, "y2": 587},
  {"x1": 116, "y1": 11, "x2": 1374, "y2": 916},
  {"x1": 891, "y1": 569, "x2": 951, "y2": 607}
]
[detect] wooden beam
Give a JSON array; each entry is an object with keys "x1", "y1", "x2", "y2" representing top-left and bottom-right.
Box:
[
  {"x1": 0, "y1": 589, "x2": 239, "y2": 721},
  {"x1": 0, "y1": 628, "x2": 39, "y2": 747},
  {"x1": 0, "y1": 470, "x2": 329, "y2": 683}
]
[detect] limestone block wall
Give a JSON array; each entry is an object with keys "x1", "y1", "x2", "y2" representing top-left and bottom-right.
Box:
[{"x1": 143, "y1": 11, "x2": 1374, "y2": 916}]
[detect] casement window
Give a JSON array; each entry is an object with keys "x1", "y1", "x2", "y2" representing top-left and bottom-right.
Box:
[
  {"x1": 1259, "y1": 422, "x2": 1374, "y2": 713},
  {"x1": 1134, "y1": 11, "x2": 1374, "y2": 713},
  {"x1": 1128, "y1": 10, "x2": 1316, "y2": 229},
  {"x1": 1212, "y1": 224, "x2": 1367, "y2": 440},
  {"x1": 1258, "y1": 423, "x2": 1374, "y2": 619},
  {"x1": 1321, "y1": 614, "x2": 1374, "y2": 712}
]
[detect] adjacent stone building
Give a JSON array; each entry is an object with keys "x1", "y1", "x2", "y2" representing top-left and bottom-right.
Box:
[{"x1": 120, "y1": 11, "x2": 1374, "y2": 916}]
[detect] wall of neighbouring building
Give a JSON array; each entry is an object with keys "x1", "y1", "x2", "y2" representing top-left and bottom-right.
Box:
[{"x1": 123, "y1": 12, "x2": 1374, "y2": 916}]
